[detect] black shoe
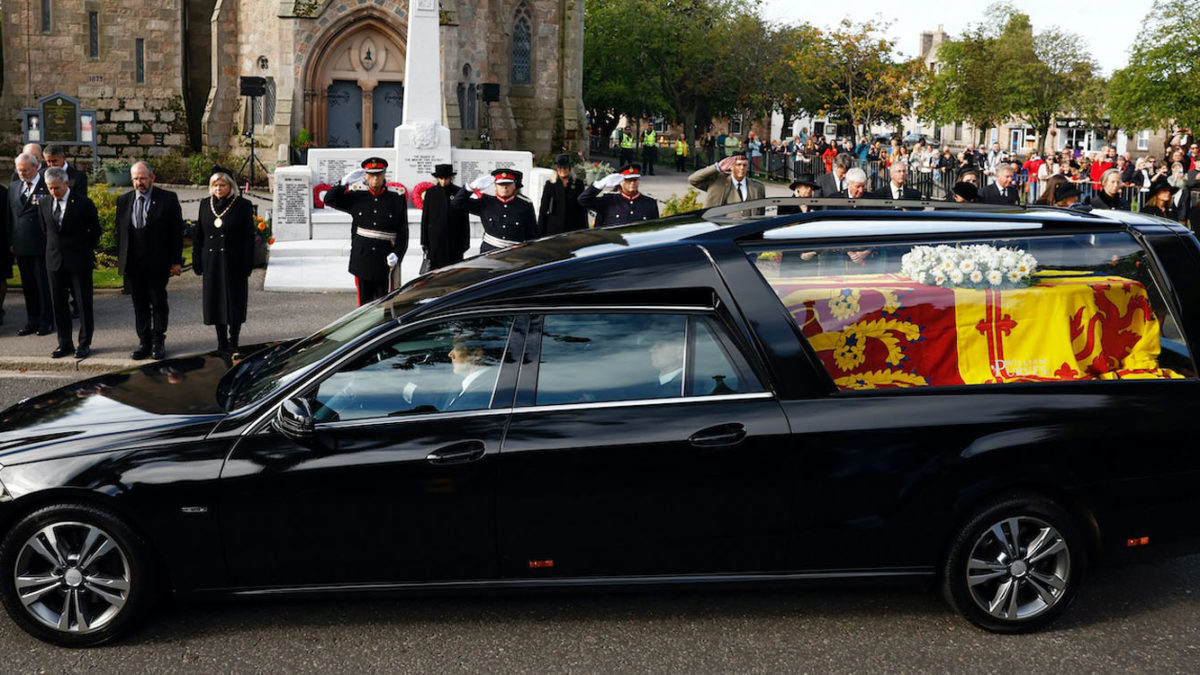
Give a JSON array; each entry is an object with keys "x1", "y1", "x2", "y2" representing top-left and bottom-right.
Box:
[
  {"x1": 75, "y1": 345, "x2": 91, "y2": 360},
  {"x1": 16, "y1": 325, "x2": 37, "y2": 336},
  {"x1": 131, "y1": 344, "x2": 151, "y2": 360},
  {"x1": 151, "y1": 343, "x2": 166, "y2": 360},
  {"x1": 51, "y1": 346, "x2": 75, "y2": 359},
  {"x1": 36, "y1": 325, "x2": 54, "y2": 336}
]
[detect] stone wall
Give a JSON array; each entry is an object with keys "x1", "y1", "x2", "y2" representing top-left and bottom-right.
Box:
[
  {"x1": 0, "y1": 0, "x2": 190, "y2": 166},
  {"x1": 0, "y1": 0, "x2": 586, "y2": 166}
]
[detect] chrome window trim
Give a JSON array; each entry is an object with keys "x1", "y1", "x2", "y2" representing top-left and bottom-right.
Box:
[
  {"x1": 314, "y1": 406, "x2": 512, "y2": 431},
  {"x1": 513, "y1": 391, "x2": 773, "y2": 415}
]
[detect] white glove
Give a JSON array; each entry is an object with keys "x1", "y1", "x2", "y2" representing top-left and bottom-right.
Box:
[
  {"x1": 341, "y1": 168, "x2": 367, "y2": 185},
  {"x1": 593, "y1": 173, "x2": 625, "y2": 190},
  {"x1": 386, "y1": 252, "x2": 399, "y2": 268},
  {"x1": 470, "y1": 175, "x2": 495, "y2": 191}
]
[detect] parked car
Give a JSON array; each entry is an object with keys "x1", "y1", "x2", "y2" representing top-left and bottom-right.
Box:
[
  {"x1": 902, "y1": 132, "x2": 929, "y2": 146},
  {"x1": 1, "y1": 200, "x2": 1198, "y2": 645}
]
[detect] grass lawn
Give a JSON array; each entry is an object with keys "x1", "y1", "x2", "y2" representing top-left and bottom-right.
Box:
[{"x1": 7, "y1": 245, "x2": 193, "y2": 290}]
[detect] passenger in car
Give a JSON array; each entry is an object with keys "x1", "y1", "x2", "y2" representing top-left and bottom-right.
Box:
[
  {"x1": 646, "y1": 332, "x2": 685, "y2": 398},
  {"x1": 444, "y1": 330, "x2": 502, "y2": 411}
]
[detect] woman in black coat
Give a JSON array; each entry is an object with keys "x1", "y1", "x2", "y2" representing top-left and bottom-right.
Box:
[
  {"x1": 193, "y1": 168, "x2": 255, "y2": 352},
  {"x1": 1086, "y1": 169, "x2": 1130, "y2": 210}
]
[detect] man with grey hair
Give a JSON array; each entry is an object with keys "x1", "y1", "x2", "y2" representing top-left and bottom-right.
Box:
[
  {"x1": 7, "y1": 153, "x2": 54, "y2": 335},
  {"x1": 979, "y1": 163, "x2": 1020, "y2": 205},
  {"x1": 9, "y1": 144, "x2": 43, "y2": 182},
  {"x1": 831, "y1": 167, "x2": 868, "y2": 199},
  {"x1": 816, "y1": 153, "x2": 854, "y2": 197},
  {"x1": 117, "y1": 162, "x2": 183, "y2": 359},
  {"x1": 43, "y1": 144, "x2": 88, "y2": 194},
  {"x1": 40, "y1": 166, "x2": 101, "y2": 359}
]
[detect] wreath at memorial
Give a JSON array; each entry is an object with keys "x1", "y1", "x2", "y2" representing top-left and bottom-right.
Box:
[{"x1": 901, "y1": 244, "x2": 1038, "y2": 290}]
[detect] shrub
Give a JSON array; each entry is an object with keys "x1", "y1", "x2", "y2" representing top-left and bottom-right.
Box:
[
  {"x1": 661, "y1": 188, "x2": 702, "y2": 216},
  {"x1": 152, "y1": 152, "x2": 192, "y2": 184},
  {"x1": 188, "y1": 150, "x2": 240, "y2": 185},
  {"x1": 88, "y1": 184, "x2": 119, "y2": 256}
]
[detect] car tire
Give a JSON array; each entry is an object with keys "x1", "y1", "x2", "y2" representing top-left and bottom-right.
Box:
[
  {"x1": 942, "y1": 494, "x2": 1085, "y2": 633},
  {"x1": 0, "y1": 503, "x2": 157, "y2": 646}
]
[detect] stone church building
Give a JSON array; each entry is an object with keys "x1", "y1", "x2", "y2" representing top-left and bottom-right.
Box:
[{"x1": 1, "y1": 0, "x2": 585, "y2": 163}]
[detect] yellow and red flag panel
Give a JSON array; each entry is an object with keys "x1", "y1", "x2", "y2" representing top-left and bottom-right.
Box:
[{"x1": 770, "y1": 272, "x2": 1180, "y2": 390}]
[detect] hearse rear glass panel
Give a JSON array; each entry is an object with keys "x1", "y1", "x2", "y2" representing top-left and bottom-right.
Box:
[{"x1": 745, "y1": 231, "x2": 1195, "y2": 390}]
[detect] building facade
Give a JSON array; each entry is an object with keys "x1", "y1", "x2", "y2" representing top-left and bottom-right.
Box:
[{"x1": 1, "y1": 0, "x2": 585, "y2": 165}]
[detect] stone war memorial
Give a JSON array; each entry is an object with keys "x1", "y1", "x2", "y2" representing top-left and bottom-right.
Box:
[
  {"x1": 1, "y1": 0, "x2": 586, "y2": 290},
  {"x1": 270, "y1": 0, "x2": 554, "y2": 291}
]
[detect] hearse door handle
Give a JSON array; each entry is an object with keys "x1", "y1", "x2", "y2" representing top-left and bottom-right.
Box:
[
  {"x1": 426, "y1": 440, "x2": 487, "y2": 465},
  {"x1": 688, "y1": 423, "x2": 747, "y2": 448}
]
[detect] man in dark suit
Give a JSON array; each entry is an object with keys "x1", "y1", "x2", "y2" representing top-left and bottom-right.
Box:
[
  {"x1": 42, "y1": 144, "x2": 88, "y2": 194},
  {"x1": 420, "y1": 164, "x2": 470, "y2": 270},
  {"x1": 40, "y1": 167, "x2": 101, "y2": 359},
  {"x1": 869, "y1": 162, "x2": 922, "y2": 201},
  {"x1": 8, "y1": 153, "x2": 54, "y2": 336},
  {"x1": 538, "y1": 154, "x2": 587, "y2": 236},
  {"x1": 116, "y1": 161, "x2": 183, "y2": 360},
  {"x1": 816, "y1": 153, "x2": 854, "y2": 197},
  {"x1": 978, "y1": 164, "x2": 1021, "y2": 205}
]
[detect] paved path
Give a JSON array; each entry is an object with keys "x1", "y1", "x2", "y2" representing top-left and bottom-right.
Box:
[{"x1": 0, "y1": 269, "x2": 353, "y2": 373}]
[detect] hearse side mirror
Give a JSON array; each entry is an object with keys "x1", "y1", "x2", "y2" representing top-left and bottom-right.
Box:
[{"x1": 272, "y1": 397, "x2": 318, "y2": 446}]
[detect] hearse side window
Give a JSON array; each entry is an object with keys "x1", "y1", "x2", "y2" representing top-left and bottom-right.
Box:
[
  {"x1": 746, "y1": 232, "x2": 1194, "y2": 390},
  {"x1": 534, "y1": 313, "x2": 762, "y2": 405},
  {"x1": 309, "y1": 316, "x2": 514, "y2": 422}
]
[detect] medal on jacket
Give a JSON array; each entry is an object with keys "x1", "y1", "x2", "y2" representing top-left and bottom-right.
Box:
[{"x1": 209, "y1": 195, "x2": 234, "y2": 228}]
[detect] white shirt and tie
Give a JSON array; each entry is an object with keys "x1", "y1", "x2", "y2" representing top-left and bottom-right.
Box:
[
  {"x1": 134, "y1": 188, "x2": 153, "y2": 229},
  {"x1": 52, "y1": 189, "x2": 70, "y2": 228},
  {"x1": 734, "y1": 179, "x2": 746, "y2": 202}
]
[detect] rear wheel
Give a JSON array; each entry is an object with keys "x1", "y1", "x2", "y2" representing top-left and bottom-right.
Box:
[
  {"x1": 0, "y1": 504, "x2": 157, "y2": 646},
  {"x1": 943, "y1": 495, "x2": 1084, "y2": 633}
]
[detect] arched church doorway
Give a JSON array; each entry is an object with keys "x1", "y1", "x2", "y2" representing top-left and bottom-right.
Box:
[{"x1": 304, "y1": 16, "x2": 406, "y2": 148}]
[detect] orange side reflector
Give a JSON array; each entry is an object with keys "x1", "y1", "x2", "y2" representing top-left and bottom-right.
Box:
[
  {"x1": 1125, "y1": 536, "x2": 1151, "y2": 547},
  {"x1": 528, "y1": 559, "x2": 554, "y2": 569}
]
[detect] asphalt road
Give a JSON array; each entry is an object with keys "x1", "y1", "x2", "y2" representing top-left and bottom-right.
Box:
[{"x1": 0, "y1": 380, "x2": 1198, "y2": 671}]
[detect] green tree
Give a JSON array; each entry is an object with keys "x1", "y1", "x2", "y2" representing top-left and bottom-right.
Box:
[
  {"x1": 1004, "y1": 20, "x2": 1098, "y2": 155},
  {"x1": 917, "y1": 21, "x2": 1007, "y2": 144},
  {"x1": 583, "y1": 0, "x2": 762, "y2": 149},
  {"x1": 739, "y1": 21, "x2": 826, "y2": 140},
  {"x1": 811, "y1": 19, "x2": 920, "y2": 139},
  {"x1": 1108, "y1": 0, "x2": 1200, "y2": 139}
]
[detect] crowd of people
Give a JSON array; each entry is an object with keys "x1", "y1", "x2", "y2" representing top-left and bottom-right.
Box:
[{"x1": 1, "y1": 142, "x2": 256, "y2": 360}]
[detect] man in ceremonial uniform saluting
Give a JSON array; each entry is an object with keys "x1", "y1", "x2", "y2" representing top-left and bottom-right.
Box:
[
  {"x1": 324, "y1": 157, "x2": 409, "y2": 306},
  {"x1": 577, "y1": 163, "x2": 660, "y2": 226},
  {"x1": 452, "y1": 168, "x2": 537, "y2": 253}
]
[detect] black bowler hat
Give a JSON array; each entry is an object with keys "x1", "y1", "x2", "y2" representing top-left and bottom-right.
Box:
[
  {"x1": 1147, "y1": 176, "x2": 1179, "y2": 195},
  {"x1": 431, "y1": 164, "x2": 456, "y2": 178},
  {"x1": 492, "y1": 168, "x2": 523, "y2": 185},
  {"x1": 554, "y1": 154, "x2": 572, "y2": 168},
  {"x1": 210, "y1": 164, "x2": 234, "y2": 180},
  {"x1": 789, "y1": 178, "x2": 819, "y2": 191},
  {"x1": 618, "y1": 163, "x2": 642, "y2": 179},
  {"x1": 731, "y1": 151, "x2": 748, "y2": 159},
  {"x1": 1054, "y1": 181, "x2": 1082, "y2": 202},
  {"x1": 952, "y1": 181, "x2": 979, "y2": 201},
  {"x1": 958, "y1": 167, "x2": 981, "y2": 181},
  {"x1": 362, "y1": 157, "x2": 389, "y2": 174}
]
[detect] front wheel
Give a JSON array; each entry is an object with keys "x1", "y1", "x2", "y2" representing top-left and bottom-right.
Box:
[
  {"x1": 943, "y1": 495, "x2": 1085, "y2": 633},
  {"x1": 0, "y1": 504, "x2": 157, "y2": 646}
]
